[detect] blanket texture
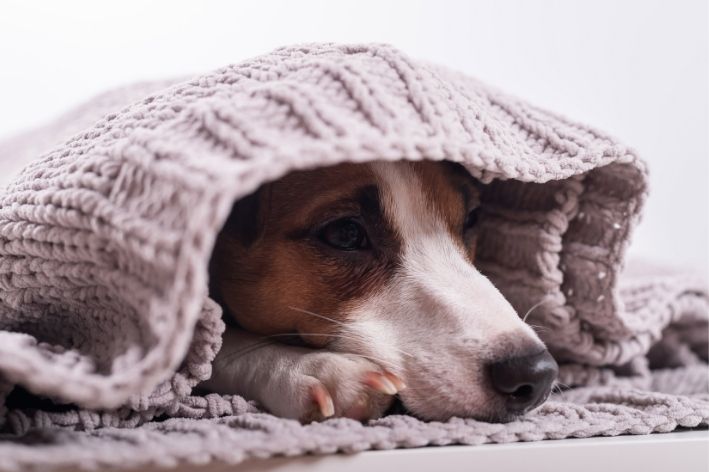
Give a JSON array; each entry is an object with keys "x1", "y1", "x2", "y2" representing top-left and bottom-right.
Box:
[{"x1": 0, "y1": 43, "x2": 707, "y2": 471}]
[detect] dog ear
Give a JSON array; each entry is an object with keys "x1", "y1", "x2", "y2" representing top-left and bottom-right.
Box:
[
  {"x1": 442, "y1": 161, "x2": 482, "y2": 207},
  {"x1": 222, "y1": 185, "x2": 268, "y2": 247}
]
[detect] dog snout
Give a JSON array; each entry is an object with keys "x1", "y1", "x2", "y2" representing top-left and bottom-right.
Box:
[{"x1": 488, "y1": 349, "x2": 558, "y2": 415}]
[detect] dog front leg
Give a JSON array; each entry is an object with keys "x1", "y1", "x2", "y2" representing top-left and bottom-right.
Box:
[{"x1": 201, "y1": 326, "x2": 405, "y2": 422}]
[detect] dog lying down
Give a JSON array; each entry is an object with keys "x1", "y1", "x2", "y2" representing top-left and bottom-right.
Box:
[{"x1": 202, "y1": 160, "x2": 558, "y2": 423}]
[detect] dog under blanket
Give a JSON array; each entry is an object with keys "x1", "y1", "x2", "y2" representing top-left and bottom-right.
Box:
[{"x1": 0, "y1": 43, "x2": 706, "y2": 471}]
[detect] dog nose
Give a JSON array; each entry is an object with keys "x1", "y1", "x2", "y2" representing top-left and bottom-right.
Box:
[{"x1": 488, "y1": 349, "x2": 558, "y2": 415}]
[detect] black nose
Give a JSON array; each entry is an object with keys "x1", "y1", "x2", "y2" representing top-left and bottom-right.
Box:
[{"x1": 488, "y1": 349, "x2": 558, "y2": 415}]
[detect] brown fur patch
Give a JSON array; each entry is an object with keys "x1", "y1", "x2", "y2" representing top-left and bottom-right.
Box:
[
  {"x1": 210, "y1": 163, "x2": 399, "y2": 347},
  {"x1": 414, "y1": 161, "x2": 480, "y2": 263},
  {"x1": 209, "y1": 161, "x2": 480, "y2": 347}
]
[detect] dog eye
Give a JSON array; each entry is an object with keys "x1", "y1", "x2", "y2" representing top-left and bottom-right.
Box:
[
  {"x1": 464, "y1": 207, "x2": 479, "y2": 231},
  {"x1": 319, "y1": 218, "x2": 369, "y2": 251}
]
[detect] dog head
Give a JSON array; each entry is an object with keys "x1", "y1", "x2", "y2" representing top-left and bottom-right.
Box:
[{"x1": 210, "y1": 160, "x2": 557, "y2": 421}]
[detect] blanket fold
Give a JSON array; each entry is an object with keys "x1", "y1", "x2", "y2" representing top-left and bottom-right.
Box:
[{"x1": 0, "y1": 43, "x2": 706, "y2": 470}]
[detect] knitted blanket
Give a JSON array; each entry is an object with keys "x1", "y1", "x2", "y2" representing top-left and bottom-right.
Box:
[{"x1": 0, "y1": 43, "x2": 706, "y2": 471}]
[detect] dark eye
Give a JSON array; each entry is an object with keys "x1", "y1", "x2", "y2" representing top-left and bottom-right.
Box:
[
  {"x1": 464, "y1": 207, "x2": 479, "y2": 231},
  {"x1": 319, "y1": 218, "x2": 369, "y2": 251}
]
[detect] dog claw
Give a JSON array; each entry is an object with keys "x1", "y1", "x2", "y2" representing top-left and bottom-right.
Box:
[
  {"x1": 384, "y1": 371, "x2": 407, "y2": 391},
  {"x1": 310, "y1": 384, "x2": 335, "y2": 417},
  {"x1": 364, "y1": 371, "x2": 399, "y2": 395}
]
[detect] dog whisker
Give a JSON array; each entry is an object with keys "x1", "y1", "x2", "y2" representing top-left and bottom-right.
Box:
[
  {"x1": 339, "y1": 328, "x2": 418, "y2": 360},
  {"x1": 287, "y1": 306, "x2": 348, "y2": 327},
  {"x1": 258, "y1": 332, "x2": 401, "y2": 371},
  {"x1": 549, "y1": 380, "x2": 572, "y2": 397},
  {"x1": 526, "y1": 323, "x2": 549, "y2": 333},
  {"x1": 522, "y1": 298, "x2": 552, "y2": 323},
  {"x1": 218, "y1": 329, "x2": 402, "y2": 372},
  {"x1": 287, "y1": 306, "x2": 417, "y2": 359}
]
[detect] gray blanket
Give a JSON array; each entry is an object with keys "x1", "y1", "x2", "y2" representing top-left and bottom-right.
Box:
[{"x1": 0, "y1": 43, "x2": 706, "y2": 471}]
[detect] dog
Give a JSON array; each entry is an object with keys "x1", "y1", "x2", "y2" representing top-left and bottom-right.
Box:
[{"x1": 202, "y1": 160, "x2": 558, "y2": 423}]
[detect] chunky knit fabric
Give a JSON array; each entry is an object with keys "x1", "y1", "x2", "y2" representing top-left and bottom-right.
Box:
[{"x1": 0, "y1": 43, "x2": 706, "y2": 471}]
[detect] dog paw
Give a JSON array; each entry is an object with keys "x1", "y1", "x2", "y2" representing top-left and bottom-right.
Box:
[{"x1": 264, "y1": 352, "x2": 405, "y2": 423}]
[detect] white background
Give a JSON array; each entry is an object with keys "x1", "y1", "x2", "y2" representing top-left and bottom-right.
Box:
[{"x1": 0, "y1": 0, "x2": 706, "y2": 274}]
